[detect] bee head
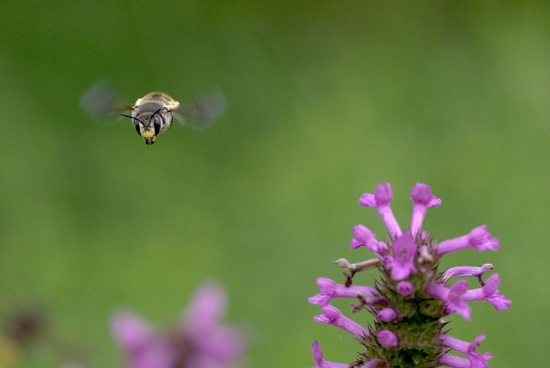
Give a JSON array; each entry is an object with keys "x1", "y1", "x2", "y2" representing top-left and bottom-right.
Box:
[{"x1": 121, "y1": 109, "x2": 163, "y2": 145}]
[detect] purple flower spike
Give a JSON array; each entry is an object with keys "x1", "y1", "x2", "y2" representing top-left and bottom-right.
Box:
[
  {"x1": 314, "y1": 278, "x2": 377, "y2": 303},
  {"x1": 409, "y1": 183, "x2": 441, "y2": 236},
  {"x1": 350, "y1": 225, "x2": 379, "y2": 252},
  {"x1": 359, "y1": 183, "x2": 402, "y2": 238},
  {"x1": 112, "y1": 282, "x2": 246, "y2": 368},
  {"x1": 362, "y1": 360, "x2": 382, "y2": 368},
  {"x1": 308, "y1": 278, "x2": 377, "y2": 307},
  {"x1": 377, "y1": 308, "x2": 397, "y2": 322},
  {"x1": 313, "y1": 305, "x2": 368, "y2": 339},
  {"x1": 182, "y1": 282, "x2": 227, "y2": 334},
  {"x1": 462, "y1": 274, "x2": 513, "y2": 311},
  {"x1": 439, "y1": 334, "x2": 492, "y2": 368},
  {"x1": 377, "y1": 330, "x2": 399, "y2": 348},
  {"x1": 180, "y1": 283, "x2": 245, "y2": 361},
  {"x1": 111, "y1": 310, "x2": 154, "y2": 352},
  {"x1": 308, "y1": 293, "x2": 331, "y2": 307},
  {"x1": 311, "y1": 340, "x2": 349, "y2": 368},
  {"x1": 386, "y1": 233, "x2": 417, "y2": 281},
  {"x1": 435, "y1": 225, "x2": 499, "y2": 256},
  {"x1": 439, "y1": 353, "x2": 489, "y2": 368},
  {"x1": 111, "y1": 310, "x2": 175, "y2": 368},
  {"x1": 486, "y1": 293, "x2": 513, "y2": 311},
  {"x1": 310, "y1": 183, "x2": 511, "y2": 367},
  {"x1": 396, "y1": 281, "x2": 414, "y2": 298},
  {"x1": 428, "y1": 280, "x2": 471, "y2": 321}
]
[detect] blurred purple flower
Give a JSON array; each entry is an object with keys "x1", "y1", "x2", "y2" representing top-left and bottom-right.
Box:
[
  {"x1": 310, "y1": 183, "x2": 511, "y2": 367},
  {"x1": 112, "y1": 282, "x2": 246, "y2": 368}
]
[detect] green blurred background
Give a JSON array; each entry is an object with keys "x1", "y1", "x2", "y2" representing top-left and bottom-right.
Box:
[{"x1": 0, "y1": 1, "x2": 547, "y2": 367}]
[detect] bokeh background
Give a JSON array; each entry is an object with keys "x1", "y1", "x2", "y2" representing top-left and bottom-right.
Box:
[{"x1": 0, "y1": 1, "x2": 547, "y2": 367}]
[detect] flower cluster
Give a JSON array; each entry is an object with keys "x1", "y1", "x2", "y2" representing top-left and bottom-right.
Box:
[
  {"x1": 309, "y1": 183, "x2": 511, "y2": 368},
  {"x1": 112, "y1": 282, "x2": 246, "y2": 368}
]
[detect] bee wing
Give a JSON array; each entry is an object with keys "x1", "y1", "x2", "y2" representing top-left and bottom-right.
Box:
[
  {"x1": 80, "y1": 81, "x2": 132, "y2": 124},
  {"x1": 175, "y1": 88, "x2": 227, "y2": 130}
]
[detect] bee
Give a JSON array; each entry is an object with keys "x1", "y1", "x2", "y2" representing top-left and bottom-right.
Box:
[
  {"x1": 0, "y1": 297, "x2": 47, "y2": 368},
  {"x1": 0, "y1": 296, "x2": 85, "y2": 367},
  {"x1": 80, "y1": 81, "x2": 227, "y2": 145}
]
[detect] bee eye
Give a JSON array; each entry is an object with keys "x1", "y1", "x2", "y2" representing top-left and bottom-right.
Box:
[
  {"x1": 134, "y1": 122, "x2": 142, "y2": 136},
  {"x1": 152, "y1": 116, "x2": 162, "y2": 135}
]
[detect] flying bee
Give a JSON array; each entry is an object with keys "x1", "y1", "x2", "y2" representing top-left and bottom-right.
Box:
[
  {"x1": 80, "y1": 81, "x2": 227, "y2": 145},
  {"x1": 0, "y1": 291, "x2": 87, "y2": 367}
]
